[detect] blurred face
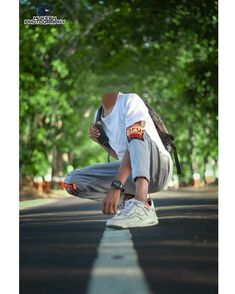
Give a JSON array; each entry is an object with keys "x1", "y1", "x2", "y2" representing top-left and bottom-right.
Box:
[{"x1": 102, "y1": 92, "x2": 118, "y2": 101}]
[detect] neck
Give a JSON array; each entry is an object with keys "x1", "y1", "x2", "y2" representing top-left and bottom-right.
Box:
[{"x1": 102, "y1": 92, "x2": 118, "y2": 116}]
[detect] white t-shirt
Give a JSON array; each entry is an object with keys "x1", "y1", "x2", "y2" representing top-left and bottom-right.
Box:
[{"x1": 95, "y1": 92, "x2": 171, "y2": 161}]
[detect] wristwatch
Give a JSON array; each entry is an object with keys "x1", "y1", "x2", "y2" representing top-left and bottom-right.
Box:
[{"x1": 111, "y1": 180, "x2": 125, "y2": 192}]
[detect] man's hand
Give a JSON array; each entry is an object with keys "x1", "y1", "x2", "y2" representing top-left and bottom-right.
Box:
[
  {"x1": 102, "y1": 188, "x2": 121, "y2": 215},
  {"x1": 88, "y1": 123, "x2": 101, "y2": 143}
]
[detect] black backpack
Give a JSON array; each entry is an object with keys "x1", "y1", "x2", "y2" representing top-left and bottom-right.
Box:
[{"x1": 95, "y1": 102, "x2": 182, "y2": 175}]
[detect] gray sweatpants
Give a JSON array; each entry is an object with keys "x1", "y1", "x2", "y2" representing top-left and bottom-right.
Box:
[{"x1": 64, "y1": 131, "x2": 172, "y2": 202}]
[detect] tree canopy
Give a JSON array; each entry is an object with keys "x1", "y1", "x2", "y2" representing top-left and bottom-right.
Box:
[{"x1": 20, "y1": 0, "x2": 218, "y2": 185}]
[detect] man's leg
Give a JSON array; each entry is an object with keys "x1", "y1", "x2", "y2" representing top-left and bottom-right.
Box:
[
  {"x1": 106, "y1": 131, "x2": 171, "y2": 228},
  {"x1": 64, "y1": 161, "x2": 136, "y2": 202},
  {"x1": 135, "y1": 178, "x2": 149, "y2": 201},
  {"x1": 128, "y1": 131, "x2": 171, "y2": 195}
]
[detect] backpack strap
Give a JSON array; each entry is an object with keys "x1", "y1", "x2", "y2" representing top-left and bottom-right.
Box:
[
  {"x1": 95, "y1": 106, "x2": 111, "y2": 162},
  {"x1": 96, "y1": 106, "x2": 103, "y2": 124},
  {"x1": 145, "y1": 102, "x2": 182, "y2": 175},
  {"x1": 170, "y1": 143, "x2": 182, "y2": 175}
]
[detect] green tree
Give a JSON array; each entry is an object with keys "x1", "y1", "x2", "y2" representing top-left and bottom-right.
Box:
[{"x1": 20, "y1": 0, "x2": 218, "y2": 185}]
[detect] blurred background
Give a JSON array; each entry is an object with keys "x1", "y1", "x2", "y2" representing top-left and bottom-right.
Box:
[{"x1": 19, "y1": 0, "x2": 218, "y2": 199}]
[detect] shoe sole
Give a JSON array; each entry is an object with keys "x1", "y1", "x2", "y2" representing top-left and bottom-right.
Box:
[{"x1": 106, "y1": 219, "x2": 159, "y2": 229}]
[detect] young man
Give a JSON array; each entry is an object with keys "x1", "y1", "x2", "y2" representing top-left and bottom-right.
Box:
[{"x1": 64, "y1": 92, "x2": 173, "y2": 228}]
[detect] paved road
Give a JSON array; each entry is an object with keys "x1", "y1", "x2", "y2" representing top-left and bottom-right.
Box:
[{"x1": 20, "y1": 189, "x2": 218, "y2": 294}]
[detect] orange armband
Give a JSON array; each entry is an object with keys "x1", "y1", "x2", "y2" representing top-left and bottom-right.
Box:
[{"x1": 126, "y1": 126, "x2": 144, "y2": 142}]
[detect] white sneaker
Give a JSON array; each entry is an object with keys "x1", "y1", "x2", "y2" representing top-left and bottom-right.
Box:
[
  {"x1": 117, "y1": 195, "x2": 135, "y2": 214},
  {"x1": 106, "y1": 198, "x2": 159, "y2": 229}
]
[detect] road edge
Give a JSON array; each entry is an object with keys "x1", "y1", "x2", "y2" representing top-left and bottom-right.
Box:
[{"x1": 19, "y1": 199, "x2": 58, "y2": 210}]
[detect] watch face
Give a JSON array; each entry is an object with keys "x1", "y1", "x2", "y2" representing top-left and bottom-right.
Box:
[
  {"x1": 113, "y1": 180, "x2": 121, "y2": 188},
  {"x1": 111, "y1": 180, "x2": 124, "y2": 191}
]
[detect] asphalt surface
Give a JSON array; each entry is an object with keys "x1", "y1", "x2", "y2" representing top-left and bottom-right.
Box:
[{"x1": 20, "y1": 189, "x2": 218, "y2": 294}]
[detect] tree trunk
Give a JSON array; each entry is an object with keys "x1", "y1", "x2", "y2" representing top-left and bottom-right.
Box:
[
  {"x1": 188, "y1": 124, "x2": 195, "y2": 185},
  {"x1": 51, "y1": 149, "x2": 64, "y2": 189}
]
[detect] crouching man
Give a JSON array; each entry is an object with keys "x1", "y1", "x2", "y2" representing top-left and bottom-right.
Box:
[{"x1": 64, "y1": 92, "x2": 173, "y2": 229}]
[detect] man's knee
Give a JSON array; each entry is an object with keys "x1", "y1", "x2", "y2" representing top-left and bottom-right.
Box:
[
  {"x1": 64, "y1": 171, "x2": 80, "y2": 196},
  {"x1": 64, "y1": 183, "x2": 80, "y2": 196}
]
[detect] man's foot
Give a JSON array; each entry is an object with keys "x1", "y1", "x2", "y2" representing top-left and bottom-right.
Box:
[
  {"x1": 117, "y1": 194, "x2": 135, "y2": 214},
  {"x1": 106, "y1": 198, "x2": 159, "y2": 229}
]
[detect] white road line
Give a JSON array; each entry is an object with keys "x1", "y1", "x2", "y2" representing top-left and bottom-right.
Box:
[{"x1": 86, "y1": 227, "x2": 153, "y2": 294}]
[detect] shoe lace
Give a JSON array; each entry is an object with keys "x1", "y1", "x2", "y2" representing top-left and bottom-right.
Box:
[{"x1": 119, "y1": 199, "x2": 138, "y2": 215}]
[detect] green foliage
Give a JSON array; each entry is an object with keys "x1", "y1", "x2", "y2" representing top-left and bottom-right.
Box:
[{"x1": 20, "y1": 0, "x2": 218, "y2": 183}]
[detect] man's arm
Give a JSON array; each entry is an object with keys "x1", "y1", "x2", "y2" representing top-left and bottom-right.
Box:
[
  {"x1": 102, "y1": 148, "x2": 131, "y2": 214},
  {"x1": 114, "y1": 149, "x2": 131, "y2": 183}
]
